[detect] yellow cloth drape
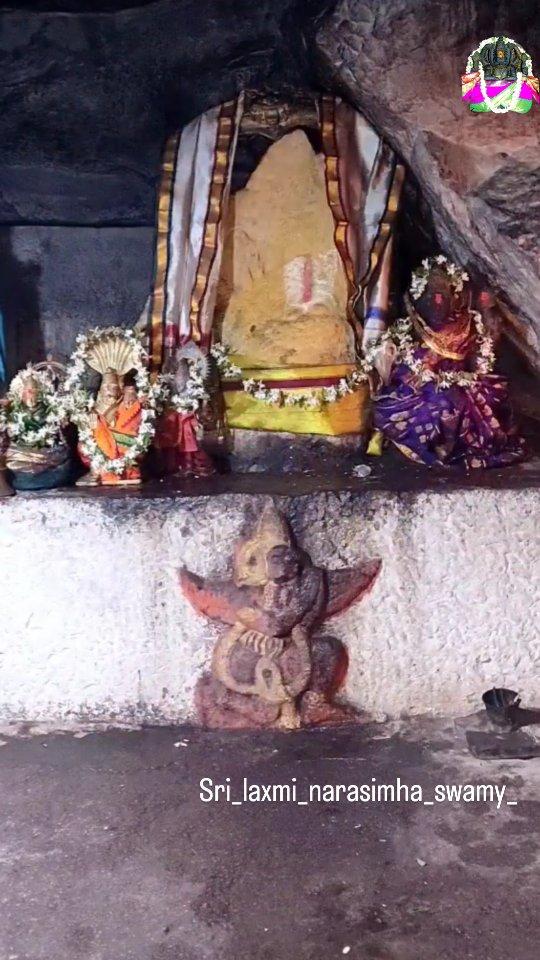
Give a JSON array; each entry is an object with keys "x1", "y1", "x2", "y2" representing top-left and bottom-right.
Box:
[{"x1": 223, "y1": 362, "x2": 370, "y2": 435}]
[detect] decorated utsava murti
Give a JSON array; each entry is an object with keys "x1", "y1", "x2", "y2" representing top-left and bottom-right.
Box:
[
  {"x1": 462, "y1": 36, "x2": 539, "y2": 114},
  {"x1": 1, "y1": 360, "x2": 72, "y2": 492},
  {"x1": 371, "y1": 258, "x2": 526, "y2": 470}
]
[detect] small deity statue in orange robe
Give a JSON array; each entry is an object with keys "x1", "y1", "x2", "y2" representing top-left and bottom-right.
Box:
[{"x1": 78, "y1": 371, "x2": 144, "y2": 485}]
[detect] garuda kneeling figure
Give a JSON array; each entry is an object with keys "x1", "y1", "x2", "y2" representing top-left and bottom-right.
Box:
[
  {"x1": 372, "y1": 256, "x2": 526, "y2": 470},
  {"x1": 180, "y1": 505, "x2": 381, "y2": 729}
]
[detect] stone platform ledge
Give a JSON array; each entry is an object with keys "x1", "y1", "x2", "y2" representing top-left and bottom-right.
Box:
[{"x1": 1, "y1": 473, "x2": 538, "y2": 726}]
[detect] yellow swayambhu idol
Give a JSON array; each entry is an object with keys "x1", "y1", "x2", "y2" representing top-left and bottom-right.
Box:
[
  {"x1": 214, "y1": 103, "x2": 401, "y2": 437},
  {"x1": 147, "y1": 93, "x2": 402, "y2": 440}
]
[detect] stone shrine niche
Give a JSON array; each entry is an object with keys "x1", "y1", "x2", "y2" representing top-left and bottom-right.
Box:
[
  {"x1": 215, "y1": 129, "x2": 353, "y2": 370},
  {"x1": 207, "y1": 91, "x2": 386, "y2": 445}
]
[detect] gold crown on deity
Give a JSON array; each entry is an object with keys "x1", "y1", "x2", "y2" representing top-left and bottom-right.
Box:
[{"x1": 234, "y1": 504, "x2": 293, "y2": 587}]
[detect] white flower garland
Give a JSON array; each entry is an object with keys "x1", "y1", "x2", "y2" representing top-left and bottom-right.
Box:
[
  {"x1": 410, "y1": 255, "x2": 469, "y2": 302},
  {"x1": 479, "y1": 64, "x2": 523, "y2": 113},
  {"x1": 466, "y1": 36, "x2": 532, "y2": 114},
  {"x1": 65, "y1": 327, "x2": 158, "y2": 476},
  {"x1": 158, "y1": 355, "x2": 209, "y2": 415},
  {"x1": 1, "y1": 364, "x2": 69, "y2": 449},
  {"x1": 211, "y1": 343, "x2": 373, "y2": 410},
  {"x1": 383, "y1": 311, "x2": 495, "y2": 390}
]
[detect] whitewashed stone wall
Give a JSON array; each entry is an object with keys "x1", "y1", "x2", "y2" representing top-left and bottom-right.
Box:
[{"x1": 0, "y1": 488, "x2": 538, "y2": 724}]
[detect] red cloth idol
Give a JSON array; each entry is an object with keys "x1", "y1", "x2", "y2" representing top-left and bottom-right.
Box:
[{"x1": 153, "y1": 340, "x2": 215, "y2": 478}]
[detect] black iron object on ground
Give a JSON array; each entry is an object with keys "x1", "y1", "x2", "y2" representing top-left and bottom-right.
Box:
[
  {"x1": 469, "y1": 688, "x2": 540, "y2": 760},
  {"x1": 482, "y1": 687, "x2": 522, "y2": 728},
  {"x1": 482, "y1": 687, "x2": 540, "y2": 732}
]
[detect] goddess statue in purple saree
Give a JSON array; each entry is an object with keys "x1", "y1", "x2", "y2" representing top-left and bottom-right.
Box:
[{"x1": 373, "y1": 263, "x2": 526, "y2": 470}]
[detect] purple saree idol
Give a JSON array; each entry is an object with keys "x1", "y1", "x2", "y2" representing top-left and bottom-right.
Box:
[
  {"x1": 374, "y1": 354, "x2": 525, "y2": 470},
  {"x1": 373, "y1": 269, "x2": 526, "y2": 470}
]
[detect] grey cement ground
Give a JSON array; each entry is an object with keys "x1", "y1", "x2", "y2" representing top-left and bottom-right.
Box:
[{"x1": 1, "y1": 719, "x2": 539, "y2": 960}]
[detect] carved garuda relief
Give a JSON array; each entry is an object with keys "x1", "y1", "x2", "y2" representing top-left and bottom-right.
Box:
[{"x1": 180, "y1": 505, "x2": 381, "y2": 729}]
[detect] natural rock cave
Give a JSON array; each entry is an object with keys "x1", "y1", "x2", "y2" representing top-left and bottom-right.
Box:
[
  {"x1": 0, "y1": 0, "x2": 538, "y2": 398},
  {"x1": 2, "y1": 19, "x2": 540, "y2": 960}
]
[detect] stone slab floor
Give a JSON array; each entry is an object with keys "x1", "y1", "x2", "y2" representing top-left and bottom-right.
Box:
[{"x1": 0, "y1": 719, "x2": 539, "y2": 960}]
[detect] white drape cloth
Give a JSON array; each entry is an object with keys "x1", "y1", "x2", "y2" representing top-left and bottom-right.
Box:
[
  {"x1": 166, "y1": 109, "x2": 224, "y2": 341},
  {"x1": 148, "y1": 97, "x2": 243, "y2": 371},
  {"x1": 319, "y1": 96, "x2": 404, "y2": 352}
]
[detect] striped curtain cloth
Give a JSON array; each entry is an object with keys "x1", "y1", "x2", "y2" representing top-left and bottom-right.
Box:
[{"x1": 147, "y1": 97, "x2": 243, "y2": 375}]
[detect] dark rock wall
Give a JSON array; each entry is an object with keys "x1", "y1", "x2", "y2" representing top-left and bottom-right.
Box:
[
  {"x1": 0, "y1": 0, "x2": 329, "y2": 226},
  {"x1": 0, "y1": 226, "x2": 154, "y2": 372},
  {"x1": 0, "y1": 0, "x2": 538, "y2": 374}
]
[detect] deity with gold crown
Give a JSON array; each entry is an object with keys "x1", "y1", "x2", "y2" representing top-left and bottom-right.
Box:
[{"x1": 462, "y1": 36, "x2": 539, "y2": 113}]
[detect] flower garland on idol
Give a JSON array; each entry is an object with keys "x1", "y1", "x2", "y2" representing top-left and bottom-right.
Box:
[
  {"x1": 159, "y1": 354, "x2": 210, "y2": 415},
  {"x1": 0, "y1": 364, "x2": 69, "y2": 448},
  {"x1": 64, "y1": 327, "x2": 159, "y2": 476},
  {"x1": 210, "y1": 343, "x2": 373, "y2": 411},
  {"x1": 409, "y1": 254, "x2": 469, "y2": 302},
  {"x1": 382, "y1": 257, "x2": 496, "y2": 390},
  {"x1": 466, "y1": 37, "x2": 531, "y2": 114}
]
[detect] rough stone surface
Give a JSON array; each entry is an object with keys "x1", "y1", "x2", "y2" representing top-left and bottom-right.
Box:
[
  {"x1": 227, "y1": 430, "x2": 367, "y2": 473},
  {"x1": 0, "y1": 485, "x2": 538, "y2": 724},
  {"x1": 315, "y1": 0, "x2": 540, "y2": 370},
  {"x1": 0, "y1": 225, "x2": 154, "y2": 370},
  {"x1": 0, "y1": 0, "x2": 330, "y2": 226},
  {"x1": 1, "y1": 720, "x2": 539, "y2": 960}
]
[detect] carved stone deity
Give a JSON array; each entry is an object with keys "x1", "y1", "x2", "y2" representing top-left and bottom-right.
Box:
[{"x1": 180, "y1": 504, "x2": 381, "y2": 730}]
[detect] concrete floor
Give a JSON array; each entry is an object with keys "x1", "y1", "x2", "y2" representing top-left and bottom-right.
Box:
[{"x1": 1, "y1": 719, "x2": 539, "y2": 960}]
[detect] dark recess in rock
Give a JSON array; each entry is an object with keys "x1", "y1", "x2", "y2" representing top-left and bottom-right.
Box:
[{"x1": 0, "y1": 0, "x2": 336, "y2": 226}]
